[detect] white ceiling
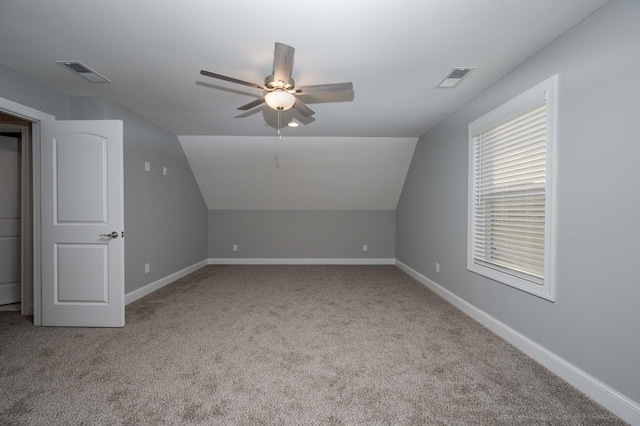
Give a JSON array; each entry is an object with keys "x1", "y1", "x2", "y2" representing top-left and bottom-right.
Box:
[{"x1": 0, "y1": 0, "x2": 609, "y2": 210}]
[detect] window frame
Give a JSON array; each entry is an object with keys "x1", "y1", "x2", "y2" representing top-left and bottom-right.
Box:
[{"x1": 467, "y1": 75, "x2": 557, "y2": 301}]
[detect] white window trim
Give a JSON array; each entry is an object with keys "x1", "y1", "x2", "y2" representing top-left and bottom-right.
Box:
[{"x1": 467, "y1": 75, "x2": 557, "y2": 301}]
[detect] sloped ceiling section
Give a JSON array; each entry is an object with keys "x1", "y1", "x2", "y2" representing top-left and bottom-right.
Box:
[{"x1": 179, "y1": 136, "x2": 418, "y2": 210}]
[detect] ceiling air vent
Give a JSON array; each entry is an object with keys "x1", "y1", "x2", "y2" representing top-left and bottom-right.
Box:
[
  {"x1": 436, "y1": 67, "x2": 475, "y2": 89},
  {"x1": 56, "y1": 61, "x2": 111, "y2": 83}
]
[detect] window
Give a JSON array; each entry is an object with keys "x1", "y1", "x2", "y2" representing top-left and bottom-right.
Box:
[{"x1": 467, "y1": 75, "x2": 557, "y2": 301}]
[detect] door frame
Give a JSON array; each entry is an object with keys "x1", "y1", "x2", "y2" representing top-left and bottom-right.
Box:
[{"x1": 0, "y1": 96, "x2": 55, "y2": 326}]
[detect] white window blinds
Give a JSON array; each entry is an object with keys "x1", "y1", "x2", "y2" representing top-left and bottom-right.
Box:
[{"x1": 471, "y1": 101, "x2": 547, "y2": 284}]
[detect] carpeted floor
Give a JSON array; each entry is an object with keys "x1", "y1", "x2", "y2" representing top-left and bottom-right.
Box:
[{"x1": 0, "y1": 265, "x2": 626, "y2": 425}]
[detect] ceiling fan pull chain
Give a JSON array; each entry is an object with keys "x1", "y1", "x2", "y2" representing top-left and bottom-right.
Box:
[
  {"x1": 274, "y1": 114, "x2": 280, "y2": 169},
  {"x1": 277, "y1": 108, "x2": 282, "y2": 141}
]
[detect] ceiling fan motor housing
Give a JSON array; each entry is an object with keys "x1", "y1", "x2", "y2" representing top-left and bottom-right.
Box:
[{"x1": 265, "y1": 75, "x2": 295, "y2": 91}]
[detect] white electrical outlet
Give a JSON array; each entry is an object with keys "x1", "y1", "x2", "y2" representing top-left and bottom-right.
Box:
[
  {"x1": 163, "y1": 166, "x2": 167, "y2": 176},
  {"x1": 435, "y1": 263, "x2": 440, "y2": 273},
  {"x1": 362, "y1": 244, "x2": 368, "y2": 252},
  {"x1": 144, "y1": 161, "x2": 150, "y2": 172},
  {"x1": 145, "y1": 263, "x2": 150, "y2": 274},
  {"x1": 233, "y1": 244, "x2": 238, "y2": 252}
]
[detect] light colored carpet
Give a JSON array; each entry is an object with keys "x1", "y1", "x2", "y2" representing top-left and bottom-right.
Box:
[{"x1": 0, "y1": 265, "x2": 625, "y2": 425}]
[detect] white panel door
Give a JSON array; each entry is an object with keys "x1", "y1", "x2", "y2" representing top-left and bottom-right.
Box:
[{"x1": 40, "y1": 120, "x2": 124, "y2": 327}]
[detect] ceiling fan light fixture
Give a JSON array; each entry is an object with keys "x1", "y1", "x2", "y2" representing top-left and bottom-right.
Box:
[{"x1": 265, "y1": 90, "x2": 296, "y2": 111}]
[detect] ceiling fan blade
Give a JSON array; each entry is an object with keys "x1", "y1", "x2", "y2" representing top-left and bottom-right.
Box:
[
  {"x1": 237, "y1": 97, "x2": 265, "y2": 111},
  {"x1": 293, "y1": 99, "x2": 315, "y2": 117},
  {"x1": 295, "y1": 82, "x2": 353, "y2": 95},
  {"x1": 200, "y1": 70, "x2": 265, "y2": 90},
  {"x1": 273, "y1": 42, "x2": 295, "y2": 85}
]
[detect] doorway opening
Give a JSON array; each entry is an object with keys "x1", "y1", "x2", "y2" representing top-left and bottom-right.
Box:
[
  {"x1": 0, "y1": 96, "x2": 56, "y2": 326},
  {"x1": 0, "y1": 111, "x2": 33, "y2": 315}
]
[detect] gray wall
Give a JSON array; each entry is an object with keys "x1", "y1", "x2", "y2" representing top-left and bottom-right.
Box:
[
  {"x1": 397, "y1": 0, "x2": 640, "y2": 403},
  {"x1": 0, "y1": 64, "x2": 70, "y2": 119},
  {"x1": 209, "y1": 210, "x2": 395, "y2": 259},
  {"x1": 0, "y1": 66, "x2": 208, "y2": 295},
  {"x1": 71, "y1": 97, "x2": 208, "y2": 293}
]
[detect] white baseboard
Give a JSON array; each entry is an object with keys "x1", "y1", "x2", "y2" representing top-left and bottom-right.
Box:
[
  {"x1": 395, "y1": 259, "x2": 640, "y2": 425},
  {"x1": 125, "y1": 259, "x2": 209, "y2": 305},
  {"x1": 208, "y1": 258, "x2": 396, "y2": 265}
]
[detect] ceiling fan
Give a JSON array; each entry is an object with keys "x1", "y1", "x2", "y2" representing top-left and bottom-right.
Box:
[{"x1": 200, "y1": 42, "x2": 353, "y2": 118}]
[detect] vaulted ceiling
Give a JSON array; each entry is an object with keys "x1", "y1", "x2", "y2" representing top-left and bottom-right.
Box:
[{"x1": 0, "y1": 0, "x2": 609, "y2": 209}]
